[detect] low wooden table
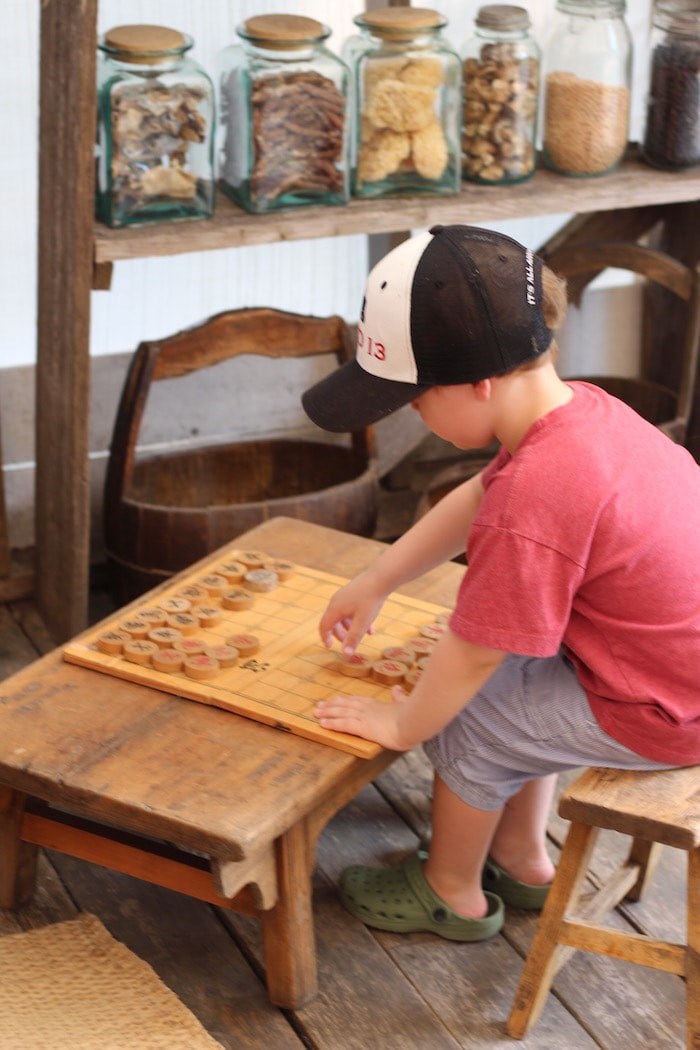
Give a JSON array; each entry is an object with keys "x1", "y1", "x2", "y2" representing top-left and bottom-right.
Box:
[{"x1": 0, "y1": 518, "x2": 461, "y2": 1008}]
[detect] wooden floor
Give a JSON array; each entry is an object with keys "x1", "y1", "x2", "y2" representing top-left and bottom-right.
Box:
[{"x1": 0, "y1": 579, "x2": 688, "y2": 1049}]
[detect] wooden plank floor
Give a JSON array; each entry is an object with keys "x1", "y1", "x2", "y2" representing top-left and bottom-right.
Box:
[{"x1": 0, "y1": 584, "x2": 688, "y2": 1049}]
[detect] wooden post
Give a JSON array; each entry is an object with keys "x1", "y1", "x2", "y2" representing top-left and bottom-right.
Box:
[{"x1": 36, "y1": 0, "x2": 98, "y2": 641}]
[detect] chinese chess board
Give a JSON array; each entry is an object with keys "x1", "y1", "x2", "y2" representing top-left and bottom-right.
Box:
[{"x1": 62, "y1": 549, "x2": 450, "y2": 759}]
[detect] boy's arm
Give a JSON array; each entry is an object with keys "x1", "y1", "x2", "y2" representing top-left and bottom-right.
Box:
[
  {"x1": 320, "y1": 471, "x2": 486, "y2": 651},
  {"x1": 316, "y1": 628, "x2": 505, "y2": 751}
]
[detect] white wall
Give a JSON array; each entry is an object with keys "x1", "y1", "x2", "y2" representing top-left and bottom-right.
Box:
[{"x1": 2, "y1": 0, "x2": 653, "y2": 550}]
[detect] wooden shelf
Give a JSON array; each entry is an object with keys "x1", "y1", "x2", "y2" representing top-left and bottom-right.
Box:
[{"x1": 94, "y1": 151, "x2": 700, "y2": 266}]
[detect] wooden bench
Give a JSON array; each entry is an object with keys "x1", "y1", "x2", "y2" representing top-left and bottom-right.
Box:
[{"x1": 508, "y1": 764, "x2": 700, "y2": 1047}]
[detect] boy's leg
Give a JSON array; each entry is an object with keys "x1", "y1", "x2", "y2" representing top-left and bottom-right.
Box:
[{"x1": 489, "y1": 773, "x2": 557, "y2": 886}]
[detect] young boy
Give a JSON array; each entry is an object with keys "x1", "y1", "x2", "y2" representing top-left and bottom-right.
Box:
[{"x1": 301, "y1": 224, "x2": 700, "y2": 942}]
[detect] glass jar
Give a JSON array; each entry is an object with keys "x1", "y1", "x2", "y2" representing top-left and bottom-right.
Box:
[
  {"x1": 461, "y1": 5, "x2": 540, "y2": 184},
  {"x1": 345, "y1": 6, "x2": 461, "y2": 198},
  {"x1": 218, "y1": 15, "x2": 350, "y2": 213},
  {"x1": 542, "y1": 0, "x2": 632, "y2": 177},
  {"x1": 96, "y1": 24, "x2": 215, "y2": 227},
  {"x1": 642, "y1": 0, "x2": 700, "y2": 170}
]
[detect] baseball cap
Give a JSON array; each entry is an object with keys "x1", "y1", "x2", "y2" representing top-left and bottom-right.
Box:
[{"x1": 302, "y1": 224, "x2": 552, "y2": 432}]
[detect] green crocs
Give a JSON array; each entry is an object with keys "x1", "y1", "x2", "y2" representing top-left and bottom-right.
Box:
[
  {"x1": 482, "y1": 857, "x2": 551, "y2": 910},
  {"x1": 339, "y1": 853, "x2": 504, "y2": 941}
]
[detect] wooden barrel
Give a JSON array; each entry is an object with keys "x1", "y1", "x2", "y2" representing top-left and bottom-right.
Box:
[{"x1": 105, "y1": 438, "x2": 378, "y2": 602}]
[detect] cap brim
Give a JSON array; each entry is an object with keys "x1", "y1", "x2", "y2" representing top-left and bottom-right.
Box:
[{"x1": 302, "y1": 359, "x2": 430, "y2": 433}]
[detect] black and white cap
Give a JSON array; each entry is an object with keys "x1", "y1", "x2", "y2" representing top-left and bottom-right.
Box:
[{"x1": 302, "y1": 224, "x2": 552, "y2": 432}]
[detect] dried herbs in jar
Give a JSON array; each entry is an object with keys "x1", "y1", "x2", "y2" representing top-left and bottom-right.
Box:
[
  {"x1": 218, "y1": 14, "x2": 350, "y2": 213},
  {"x1": 96, "y1": 24, "x2": 215, "y2": 227}
]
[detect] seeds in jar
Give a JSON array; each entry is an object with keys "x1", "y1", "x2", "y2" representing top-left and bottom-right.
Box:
[
  {"x1": 643, "y1": 39, "x2": 700, "y2": 169},
  {"x1": 462, "y1": 42, "x2": 538, "y2": 183},
  {"x1": 544, "y1": 71, "x2": 629, "y2": 175}
]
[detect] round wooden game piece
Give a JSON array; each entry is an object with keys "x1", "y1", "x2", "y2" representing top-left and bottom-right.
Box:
[
  {"x1": 372, "y1": 659, "x2": 407, "y2": 685},
  {"x1": 382, "y1": 645, "x2": 414, "y2": 666},
  {"x1": 166, "y1": 612, "x2": 199, "y2": 635},
  {"x1": 158, "y1": 597, "x2": 192, "y2": 615},
  {"x1": 408, "y1": 636, "x2": 437, "y2": 659},
  {"x1": 244, "y1": 568, "x2": 278, "y2": 593},
  {"x1": 263, "y1": 559, "x2": 295, "y2": 581},
  {"x1": 227, "y1": 633, "x2": 260, "y2": 658},
  {"x1": 176, "y1": 585, "x2": 209, "y2": 604},
  {"x1": 183, "y1": 654, "x2": 220, "y2": 681},
  {"x1": 118, "y1": 617, "x2": 150, "y2": 639},
  {"x1": 217, "y1": 560, "x2": 247, "y2": 584},
  {"x1": 336, "y1": 652, "x2": 373, "y2": 678},
  {"x1": 436, "y1": 611, "x2": 451, "y2": 625},
  {"x1": 147, "y1": 626, "x2": 183, "y2": 649},
  {"x1": 96, "y1": 629, "x2": 131, "y2": 655},
  {"x1": 193, "y1": 603, "x2": 223, "y2": 627},
  {"x1": 136, "y1": 607, "x2": 168, "y2": 628},
  {"x1": 173, "y1": 637, "x2": 207, "y2": 657},
  {"x1": 238, "y1": 550, "x2": 267, "y2": 569},
  {"x1": 420, "y1": 622, "x2": 447, "y2": 641},
  {"x1": 416, "y1": 656, "x2": 431, "y2": 671},
  {"x1": 204, "y1": 643, "x2": 239, "y2": 669},
  {"x1": 123, "y1": 639, "x2": 159, "y2": 666},
  {"x1": 152, "y1": 648, "x2": 184, "y2": 674},
  {"x1": 403, "y1": 668, "x2": 422, "y2": 692},
  {"x1": 222, "y1": 588, "x2": 254, "y2": 611},
  {"x1": 198, "y1": 573, "x2": 228, "y2": 597}
]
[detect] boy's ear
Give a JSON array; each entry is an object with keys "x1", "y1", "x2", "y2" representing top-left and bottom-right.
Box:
[{"x1": 472, "y1": 379, "x2": 492, "y2": 401}]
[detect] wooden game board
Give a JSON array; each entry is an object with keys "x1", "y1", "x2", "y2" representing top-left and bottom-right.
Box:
[{"x1": 62, "y1": 551, "x2": 450, "y2": 758}]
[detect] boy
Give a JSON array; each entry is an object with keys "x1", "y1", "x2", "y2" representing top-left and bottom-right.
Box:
[{"x1": 301, "y1": 224, "x2": 700, "y2": 941}]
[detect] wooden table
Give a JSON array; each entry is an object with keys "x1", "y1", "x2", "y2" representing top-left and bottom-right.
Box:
[{"x1": 0, "y1": 517, "x2": 461, "y2": 1008}]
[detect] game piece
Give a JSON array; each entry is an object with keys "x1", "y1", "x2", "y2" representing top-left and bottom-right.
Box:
[
  {"x1": 227, "y1": 633, "x2": 260, "y2": 658},
  {"x1": 193, "y1": 604, "x2": 223, "y2": 627},
  {"x1": 96, "y1": 630, "x2": 131, "y2": 655},
  {"x1": 264, "y1": 559, "x2": 295, "y2": 580},
  {"x1": 382, "y1": 645, "x2": 414, "y2": 666},
  {"x1": 184, "y1": 654, "x2": 220, "y2": 680},
  {"x1": 204, "y1": 643, "x2": 239, "y2": 669},
  {"x1": 119, "y1": 618, "x2": 150, "y2": 639},
  {"x1": 436, "y1": 611, "x2": 451, "y2": 625},
  {"x1": 167, "y1": 612, "x2": 199, "y2": 635},
  {"x1": 337, "y1": 652, "x2": 373, "y2": 678},
  {"x1": 217, "y1": 560, "x2": 247, "y2": 583},
  {"x1": 408, "y1": 636, "x2": 436, "y2": 658},
  {"x1": 177, "y1": 585, "x2": 209, "y2": 604},
  {"x1": 137, "y1": 608, "x2": 168, "y2": 628},
  {"x1": 198, "y1": 573, "x2": 229, "y2": 596},
  {"x1": 372, "y1": 659, "x2": 407, "y2": 685},
  {"x1": 152, "y1": 648, "x2": 184, "y2": 674},
  {"x1": 159, "y1": 597, "x2": 192, "y2": 614},
  {"x1": 403, "y1": 668, "x2": 422, "y2": 692},
  {"x1": 123, "y1": 640, "x2": 159, "y2": 666},
  {"x1": 238, "y1": 550, "x2": 267, "y2": 568},
  {"x1": 244, "y1": 569, "x2": 278, "y2": 593},
  {"x1": 222, "y1": 588, "x2": 254, "y2": 611},
  {"x1": 147, "y1": 626, "x2": 183, "y2": 649},
  {"x1": 173, "y1": 637, "x2": 207, "y2": 656},
  {"x1": 420, "y1": 622, "x2": 446, "y2": 641}
]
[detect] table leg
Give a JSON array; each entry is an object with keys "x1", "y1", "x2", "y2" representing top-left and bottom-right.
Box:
[
  {"x1": 0, "y1": 787, "x2": 39, "y2": 907},
  {"x1": 261, "y1": 821, "x2": 317, "y2": 1009}
]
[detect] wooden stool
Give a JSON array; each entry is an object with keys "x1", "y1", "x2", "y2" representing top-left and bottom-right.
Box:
[{"x1": 507, "y1": 765, "x2": 700, "y2": 1047}]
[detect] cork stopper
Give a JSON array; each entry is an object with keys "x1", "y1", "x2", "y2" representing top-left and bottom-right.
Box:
[
  {"x1": 355, "y1": 7, "x2": 447, "y2": 39},
  {"x1": 239, "y1": 14, "x2": 329, "y2": 49},
  {"x1": 101, "y1": 24, "x2": 189, "y2": 64}
]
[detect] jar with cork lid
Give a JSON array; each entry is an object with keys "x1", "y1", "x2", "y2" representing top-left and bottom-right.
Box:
[
  {"x1": 345, "y1": 6, "x2": 462, "y2": 197},
  {"x1": 541, "y1": 0, "x2": 632, "y2": 177},
  {"x1": 218, "y1": 14, "x2": 350, "y2": 213},
  {"x1": 642, "y1": 0, "x2": 700, "y2": 170},
  {"x1": 461, "y1": 5, "x2": 540, "y2": 184},
  {"x1": 96, "y1": 24, "x2": 215, "y2": 227}
]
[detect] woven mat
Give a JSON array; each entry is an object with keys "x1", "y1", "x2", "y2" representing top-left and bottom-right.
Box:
[{"x1": 0, "y1": 914, "x2": 224, "y2": 1050}]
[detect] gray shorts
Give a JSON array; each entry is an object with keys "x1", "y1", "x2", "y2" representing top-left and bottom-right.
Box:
[{"x1": 423, "y1": 652, "x2": 673, "y2": 811}]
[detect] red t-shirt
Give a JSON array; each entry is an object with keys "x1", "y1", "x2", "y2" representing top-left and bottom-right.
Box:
[{"x1": 449, "y1": 381, "x2": 700, "y2": 764}]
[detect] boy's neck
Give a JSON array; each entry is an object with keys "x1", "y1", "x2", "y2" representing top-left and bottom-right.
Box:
[{"x1": 493, "y1": 363, "x2": 573, "y2": 454}]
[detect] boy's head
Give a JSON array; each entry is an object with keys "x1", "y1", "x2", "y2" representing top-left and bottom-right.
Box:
[{"x1": 302, "y1": 224, "x2": 561, "y2": 433}]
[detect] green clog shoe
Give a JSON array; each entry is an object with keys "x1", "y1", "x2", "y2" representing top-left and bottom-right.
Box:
[
  {"x1": 482, "y1": 857, "x2": 551, "y2": 910},
  {"x1": 339, "y1": 853, "x2": 504, "y2": 941}
]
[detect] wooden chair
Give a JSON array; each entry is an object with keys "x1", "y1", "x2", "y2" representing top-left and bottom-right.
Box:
[
  {"x1": 545, "y1": 241, "x2": 700, "y2": 445},
  {"x1": 103, "y1": 307, "x2": 378, "y2": 601},
  {"x1": 508, "y1": 764, "x2": 700, "y2": 1047}
]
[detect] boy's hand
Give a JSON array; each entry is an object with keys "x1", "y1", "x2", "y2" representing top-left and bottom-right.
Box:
[
  {"x1": 315, "y1": 686, "x2": 409, "y2": 750},
  {"x1": 319, "y1": 571, "x2": 387, "y2": 653}
]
